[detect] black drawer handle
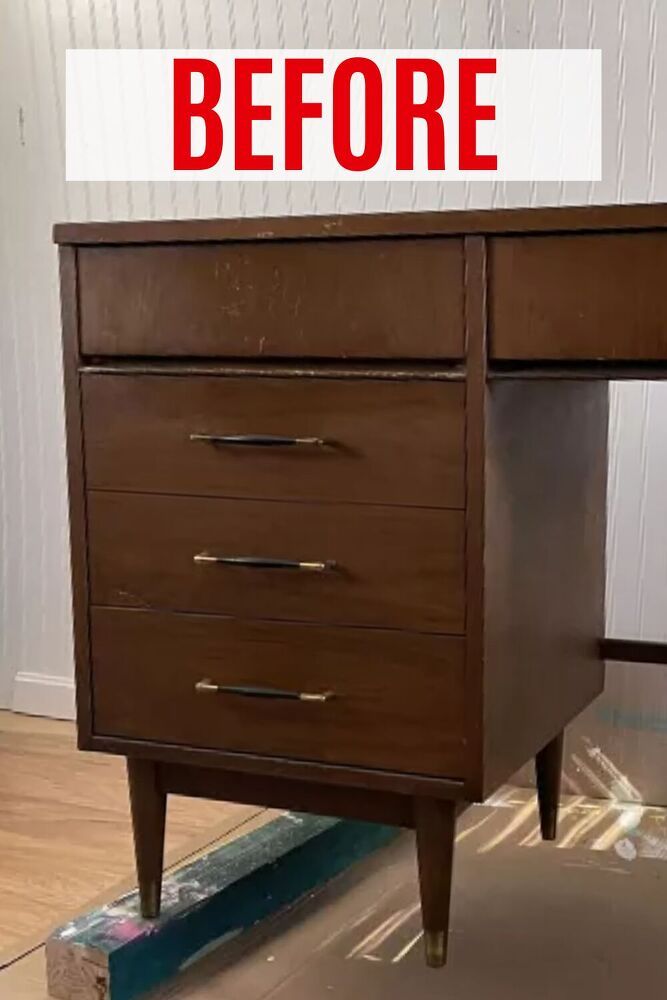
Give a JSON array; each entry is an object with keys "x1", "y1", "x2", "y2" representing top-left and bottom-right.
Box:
[
  {"x1": 190, "y1": 433, "x2": 331, "y2": 448},
  {"x1": 195, "y1": 680, "x2": 335, "y2": 703},
  {"x1": 193, "y1": 554, "x2": 336, "y2": 573}
]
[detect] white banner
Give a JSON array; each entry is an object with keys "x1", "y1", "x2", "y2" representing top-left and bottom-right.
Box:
[{"x1": 66, "y1": 49, "x2": 601, "y2": 183}]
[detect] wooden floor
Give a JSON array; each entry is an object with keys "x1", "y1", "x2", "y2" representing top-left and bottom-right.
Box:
[
  {"x1": 0, "y1": 711, "x2": 260, "y2": 962},
  {"x1": 6, "y1": 791, "x2": 667, "y2": 1000},
  {"x1": 4, "y1": 715, "x2": 667, "y2": 999}
]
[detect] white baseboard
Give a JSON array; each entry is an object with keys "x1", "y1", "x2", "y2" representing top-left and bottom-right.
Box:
[{"x1": 12, "y1": 671, "x2": 76, "y2": 720}]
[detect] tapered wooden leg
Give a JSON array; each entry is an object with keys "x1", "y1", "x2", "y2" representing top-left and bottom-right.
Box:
[
  {"x1": 127, "y1": 758, "x2": 167, "y2": 918},
  {"x1": 414, "y1": 797, "x2": 457, "y2": 968},
  {"x1": 535, "y1": 730, "x2": 564, "y2": 841}
]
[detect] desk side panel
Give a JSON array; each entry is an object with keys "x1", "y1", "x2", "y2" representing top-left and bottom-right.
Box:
[
  {"x1": 482, "y1": 380, "x2": 608, "y2": 797},
  {"x1": 59, "y1": 246, "x2": 94, "y2": 740}
]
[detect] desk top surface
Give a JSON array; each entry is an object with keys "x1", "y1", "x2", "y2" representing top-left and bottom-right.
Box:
[{"x1": 54, "y1": 201, "x2": 667, "y2": 246}]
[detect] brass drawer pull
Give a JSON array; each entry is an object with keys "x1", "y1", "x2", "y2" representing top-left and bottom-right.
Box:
[
  {"x1": 193, "y1": 554, "x2": 336, "y2": 573},
  {"x1": 195, "y1": 680, "x2": 334, "y2": 703},
  {"x1": 190, "y1": 433, "x2": 330, "y2": 448}
]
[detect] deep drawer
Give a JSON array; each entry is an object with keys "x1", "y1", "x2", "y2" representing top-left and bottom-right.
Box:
[
  {"x1": 91, "y1": 607, "x2": 467, "y2": 777},
  {"x1": 82, "y1": 374, "x2": 465, "y2": 509},
  {"x1": 77, "y1": 239, "x2": 465, "y2": 359},
  {"x1": 88, "y1": 492, "x2": 465, "y2": 634}
]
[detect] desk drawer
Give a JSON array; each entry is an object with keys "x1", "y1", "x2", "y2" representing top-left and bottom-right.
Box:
[
  {"x1": 91, "y1": 607, "x2": 467, "y2": 776},
  {"x1": 77, "y1": 239, "x2": 464, "y2": 359},
  {"x1": 82, "y1": 375, "x2": 465, "y2": 509},
  {"x1": 490, "y1": 232, "x2": 667, "y2": 360},
  {"x1": 88, "y1": 492, "x2": 465, "y2": 634}
]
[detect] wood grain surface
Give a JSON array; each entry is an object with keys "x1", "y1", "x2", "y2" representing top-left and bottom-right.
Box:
[
  {"x1": 88, "y1": 491, "x2": 465, "y2": 634},
  {"x1": 0, "y1": 712, "x2": 259, "y2": 960},
  {"x1": 482, "y1": 380, "x2": 608, "y2": 796},
  {"x1": 91, "y1": 607, "x2": 467, "y2": 776},
  {"x1": 82, "y1": 374, "x2": 466, "y2": 508},
  {"x1": 78, "y1": 239, "x2": 465, "y2": 359},
  {"x1": 489, "y1": 232, "x2": 667, "y2": 361},
  {"x1": 54, "y1": 200, "x2": 667, "y2": 245}
]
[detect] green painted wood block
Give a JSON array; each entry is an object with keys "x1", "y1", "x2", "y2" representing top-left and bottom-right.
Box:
[{"x1": 46, "y1": 814, "x2": 397, "y2": 1000}]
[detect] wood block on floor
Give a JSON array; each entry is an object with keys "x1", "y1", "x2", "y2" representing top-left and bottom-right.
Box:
[{"x1": 45, "y1": 814, "x2": 396, "y2": 1000}]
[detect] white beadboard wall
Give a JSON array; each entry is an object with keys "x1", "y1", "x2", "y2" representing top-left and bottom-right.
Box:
[{"x1": 0, "y1": 0, "x2": 666, "y2": 719}]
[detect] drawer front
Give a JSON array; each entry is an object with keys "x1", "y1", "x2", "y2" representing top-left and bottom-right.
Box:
[
  {"x1": 77, "y1": 239, "x2": 465, "y2": 359},
  {"x1": 82, "y1": 375, "x2": 465, "y2": 509},
  {"x1": 91, "y1": 607, "x2": 467, "y2": 776},
  {"x1": 88, "y1": 492, "x2": 465, "y2": 634},
  {"x1": 490, "y1": 232, "x2": 667, "y2": 360}
]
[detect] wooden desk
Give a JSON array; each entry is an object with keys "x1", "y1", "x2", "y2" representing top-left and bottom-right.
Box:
[{"x1": 54, "y1": 203, "x2": 667, "y2": 967}]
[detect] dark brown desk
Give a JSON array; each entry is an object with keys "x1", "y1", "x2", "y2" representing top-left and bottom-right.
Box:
[{"x1": 55, "y1": 203, "x2": 667, "y2": 967}]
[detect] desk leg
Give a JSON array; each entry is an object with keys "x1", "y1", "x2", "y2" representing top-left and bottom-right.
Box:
[
  {"x1": 535, "y1": 730, "x2": 564, "y2": 841},
  {"x1": 127, "y1": 758, "x2": 167, "y2": 918},
  {"x1": 414, "y1": 797, "x2": 458, "y2": 967}
]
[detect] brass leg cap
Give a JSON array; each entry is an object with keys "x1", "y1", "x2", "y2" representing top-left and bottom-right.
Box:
[
  {"x1": 140, "y1": 882, "x2": 161, "y2": 920},
  {"x1": 424, "y1": 930, "x2": 447, "y2": 968}
]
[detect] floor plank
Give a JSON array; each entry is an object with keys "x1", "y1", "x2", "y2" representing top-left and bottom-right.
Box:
[{"x1": 0, "y1": 711, "x2": 257, "y2": 958}]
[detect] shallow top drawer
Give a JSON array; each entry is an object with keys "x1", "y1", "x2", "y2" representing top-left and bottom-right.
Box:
[
  {"x1": 489, "y1": 231, "x2": 667, "y2": 361},
  {"x1": 77, "y1": 239, "x2": 464, "y2": 359},
  {"x1": 82, "y1": 374, "x2": 465, "y2": 508}
]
